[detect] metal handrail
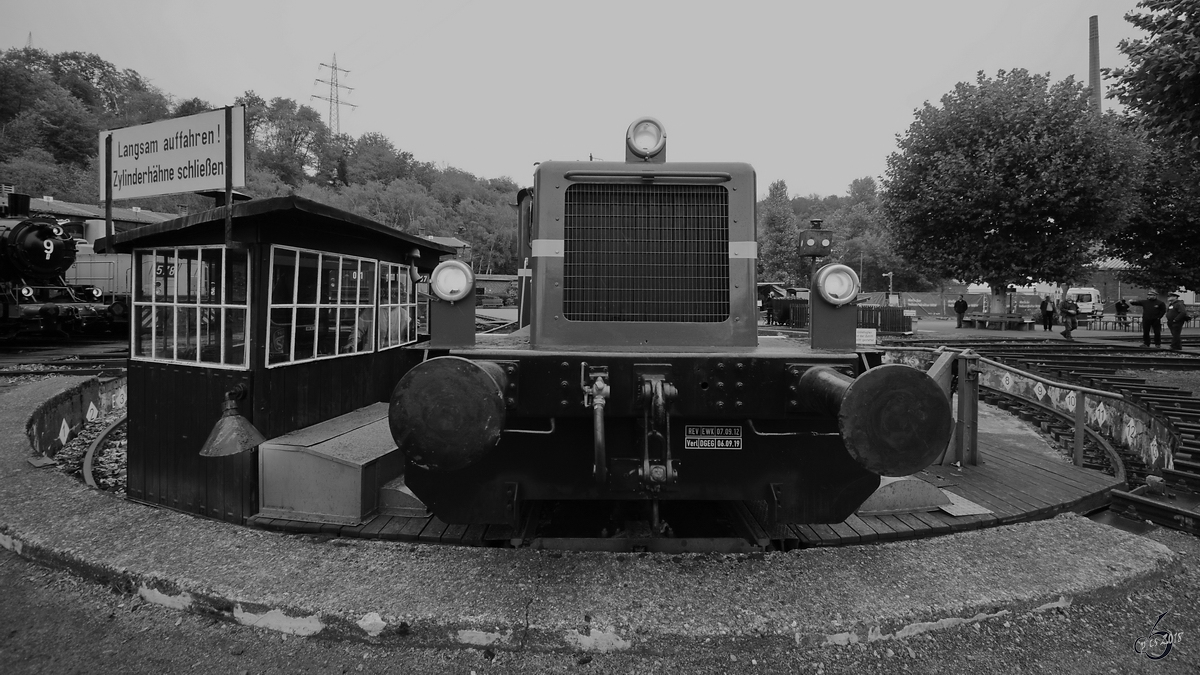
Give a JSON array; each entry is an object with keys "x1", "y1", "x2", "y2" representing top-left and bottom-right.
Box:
[
  {"x1": 886, "y1": 346, "x2": 1122, "y2": 400},
  {"x1": 885, "y1": 345, "x2": 1120, "y2": 467}
]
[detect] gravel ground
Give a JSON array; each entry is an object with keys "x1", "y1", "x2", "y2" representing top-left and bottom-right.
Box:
[{"x1": 1, "y1": 527, "x2": 1197, "y2": 674}]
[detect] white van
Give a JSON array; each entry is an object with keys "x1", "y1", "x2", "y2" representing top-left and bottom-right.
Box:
[{"x1": 1066, "y1": 287, "x2": 1104, "y2": 318}]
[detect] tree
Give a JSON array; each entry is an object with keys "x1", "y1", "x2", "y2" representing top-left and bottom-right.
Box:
[
  {"x1": 252, "y1": 97, "x2": 328, "y2": 186},
  {"x1": 300, "y1": 178, "x2": 447, "y2": 234},
  {"x1": 882, "y1": 69, "x2": 1144, "y2": 309},
  {"x1": 0, "y1": 148, "x2": 94, "y2": 201},
  {"x1": 0, "y1": 110, "x2": 45, "y2": 163},
  {"x1": 46, "y1": 51, "x2": 128, "y2": 115},
  {"x1": 1106, "y1": 0, "x2": 1200, "y2": 151},
  {"x1": 1103, "y1": 135, "x2": 1200, "y2": 290},
  {"x1": 32, "y1": 83, "x2": 98, "y2": 165},
  {"x1": 344, "y1": 132, "x2": 411, "y2": 185},
  {"x1": 172, "y1": 97, "x2": 213, "y2": 118},
  {"x1": 0, "y1": 50, "x2": 55, "y2": 125},
  {"x1": 822, "y1": 177, "x2": 938, "y2": 292},
  {"x1": 757, "y1": 180, "x2": 801, "y2": 284},
  {"x1": 455, "y1": 197, "x2": 516, "y2": 275},
  {"x1": 1100, "y1": 1, "x2": 1200, "y2": 291},
  {"x1": 235, "y1": 91, "x2": 268, "y2": 142},
  {"x1": 108, "y1": 85, "x2": 171, "y2": 129}
]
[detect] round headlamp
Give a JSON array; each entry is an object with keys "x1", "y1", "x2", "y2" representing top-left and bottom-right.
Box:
[
  {"x1": 626, "y1": 117, "x2": 666, "y2": 159},
  {"x1": 430, "y1": 260, "x2": 474, "y2": 303},
  {"x1": 814, "y1": 264, "x2": 861, "y2": 306},
  {"x1": 20, "y1": 286, "x2": 34, "y2": 299},
  {"x1": 90, "y1": 287, "x2": 103, "y2": 299}
]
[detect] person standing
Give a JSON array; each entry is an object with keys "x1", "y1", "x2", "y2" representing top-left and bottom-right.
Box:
[
  {"x1": 1039, "y1": 295, "x2": 1055, "y2": 331},
  {"x1": 1115, "y1": 297, "x2": 1130, "y2": 328},
  {"x1": 1059, "y1": 295, "x2": 1079, "y2": 340},
  {"x1": 953, "y1": 295, "x2": 968, "y2": 328},
  {"x1": 1131, "y1": 289, "x2": 1167, "y2": 348},
  {"x1": 1165, "y1": 291, "x2": 1191, "y2": 351}
]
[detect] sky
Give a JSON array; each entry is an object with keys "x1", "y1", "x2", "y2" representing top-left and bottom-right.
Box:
[{"x1": 2, "y1": 0, "x2": 1148, "y2": 199}]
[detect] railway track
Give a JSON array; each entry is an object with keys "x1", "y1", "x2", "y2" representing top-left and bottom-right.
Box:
[
  {"x1": 903, "y1": 334, "x2": 1200, "y2": 536},
  {"x1": 0, "y1": 336, "x2": 128, "y2": 378}
]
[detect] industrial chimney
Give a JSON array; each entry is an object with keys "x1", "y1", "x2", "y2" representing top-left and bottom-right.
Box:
[{"x1": 1089, "y1": 15, "x2": 1102, "y2": 117}]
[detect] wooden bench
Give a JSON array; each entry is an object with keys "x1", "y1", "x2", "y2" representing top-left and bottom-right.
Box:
[
  {"x1": 1095, "y1": 318, "x2": 1134, "y2": 331},
  {"x1": 963, "y1": 313, "x2": 1034, "y2": 330}
]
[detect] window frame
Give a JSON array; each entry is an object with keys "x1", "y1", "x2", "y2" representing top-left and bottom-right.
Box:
[
  {"x1": 130, "y1": 246, "x2": 251, "y2": 370},
  {"x1": 265, "y1": 244, "x2": 379, "y2": 368},
  {"x1": 376, "y1": 261, "x2": 421, "y2": 351}
]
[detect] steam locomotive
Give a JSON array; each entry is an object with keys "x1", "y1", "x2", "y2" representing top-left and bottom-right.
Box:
[
  {"x1": 0, "y1": 193, "x2": 128, "y2": 337},
  {"x1": 388, "y1": 118, "x2": 952, "y2": 529}
]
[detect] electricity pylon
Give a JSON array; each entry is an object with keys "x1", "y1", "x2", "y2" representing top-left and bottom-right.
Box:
[{"x1": 313, "y1": 54, "x2": 357, "y2": 136}]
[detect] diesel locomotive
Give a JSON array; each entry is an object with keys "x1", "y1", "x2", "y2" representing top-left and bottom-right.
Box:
[
  {"x1": 0, "y1": 194, "x2": 125, "y2": 336},
  {"x1": 389, "y1": 118, "x2": 952, "y2": 529}
]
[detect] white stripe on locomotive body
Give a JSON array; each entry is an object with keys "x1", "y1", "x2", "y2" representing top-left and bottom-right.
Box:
[{"x1": 531, "y1": 239, "x2": 757, "y2": 259}]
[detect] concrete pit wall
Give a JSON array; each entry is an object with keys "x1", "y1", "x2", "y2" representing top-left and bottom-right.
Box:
[{"x1": 26, "y1": 376, "x2": 128, "y2": 457}]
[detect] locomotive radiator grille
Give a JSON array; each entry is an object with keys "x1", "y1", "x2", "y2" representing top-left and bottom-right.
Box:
[{"x1": 563, "y1": 183, "x2": 729, "y2": 322}]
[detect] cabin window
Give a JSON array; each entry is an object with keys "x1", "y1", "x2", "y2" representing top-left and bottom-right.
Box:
[
  {"x1": 267, "y1": 245, "x2": 377, "y2": 367},
  {"x1": 131, "y1": 247, "x2": 250, "y2": 368},
  {"x1": 377, "y1": 262, "x2": 421, "y2": 349}
]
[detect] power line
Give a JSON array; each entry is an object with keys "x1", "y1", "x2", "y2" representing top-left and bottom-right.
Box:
[{"x1": 312, "y1": 54, "x2": 357, "y2": 136}]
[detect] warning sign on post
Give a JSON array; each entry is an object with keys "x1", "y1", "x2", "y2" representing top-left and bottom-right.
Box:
[
  {"x1": 99, "y1": 107, "x2": 246, "y2": 200},
  {"x1": 684, "y1": 425, "x2": 743, "y2": 450}
]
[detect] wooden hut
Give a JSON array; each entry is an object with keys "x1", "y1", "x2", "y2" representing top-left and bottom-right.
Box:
[{"x1": 107, "y1": 196, "x2": 454, "y2": 524}]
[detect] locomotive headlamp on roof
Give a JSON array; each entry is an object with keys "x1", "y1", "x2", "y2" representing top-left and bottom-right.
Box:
[{"x1": 625, "y1": 117, "x2": 667, "y2": 163}]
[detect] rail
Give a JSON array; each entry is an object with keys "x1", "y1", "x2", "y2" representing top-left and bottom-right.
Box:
[{"x1": 886, "y1": 346, "x2": 1123, "y2": 468}]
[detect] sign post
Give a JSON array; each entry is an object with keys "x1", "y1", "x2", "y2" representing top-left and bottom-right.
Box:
[
  {"x1": 224, "y1": 106, "x2": 235, "y2": 248},
  {"x1": 104, "y1": 133, "x2": 113, "y2": 251}
]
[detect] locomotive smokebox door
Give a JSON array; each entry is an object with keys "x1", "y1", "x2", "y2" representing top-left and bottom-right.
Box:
[{"x1": 809, "y1": 263, "x2": 860, "y2": 350}]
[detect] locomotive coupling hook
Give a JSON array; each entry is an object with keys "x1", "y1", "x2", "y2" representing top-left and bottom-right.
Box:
[{"x1": 587, "y1": 375, "x2": 610, "y2": 484}]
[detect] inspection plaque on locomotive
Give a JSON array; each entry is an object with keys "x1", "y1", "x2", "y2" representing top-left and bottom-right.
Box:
[{"x1": 684, "y1": 425, "x2": 743, "y2": 450}]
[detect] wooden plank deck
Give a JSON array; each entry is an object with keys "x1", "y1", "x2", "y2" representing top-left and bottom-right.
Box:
[
  {"x1": 792, "y1": 414, "x2": 1125, "y2": 547},
  {"x1": 247, "y1": 404, "x2": 1125, "y2": 549}
]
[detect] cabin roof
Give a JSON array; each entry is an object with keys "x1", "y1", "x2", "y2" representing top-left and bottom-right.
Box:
[{"x1": 102, "y1": 194, "x2": 455, "y2": 261}]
